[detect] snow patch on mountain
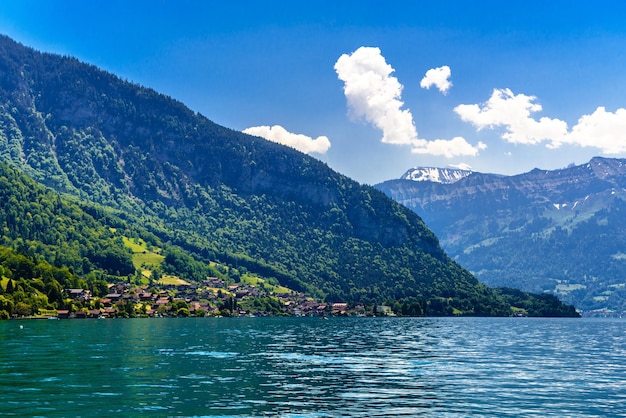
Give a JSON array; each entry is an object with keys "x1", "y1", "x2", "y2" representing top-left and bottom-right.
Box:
[{"x1": 401, "y1": 167, "x2": 473, "y2": 184}]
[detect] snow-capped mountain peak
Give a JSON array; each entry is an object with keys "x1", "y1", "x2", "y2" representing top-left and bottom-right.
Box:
[{"x1": 401, "y1": 167, "x2": 473, "y2": 184}]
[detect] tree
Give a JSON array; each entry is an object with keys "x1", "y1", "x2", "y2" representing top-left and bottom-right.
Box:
[
  {"x1": 0, "y1": 295, "x2": 14, "y2": 314},
  {"x1": 150, "y1": 269, "x2": 160, "y2": 285},
  {"x1": 14, "y1": 301, "x2": 31, "y2": 316},
  {"x1": 176, "y1": 307, "x2": 190, "y2": 317}
]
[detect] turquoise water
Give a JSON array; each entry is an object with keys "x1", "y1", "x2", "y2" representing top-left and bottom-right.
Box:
[{"x1": 1, "y1": 317, "x2": 625, "y2": 417}]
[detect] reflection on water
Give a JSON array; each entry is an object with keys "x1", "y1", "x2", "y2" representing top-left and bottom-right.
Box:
[{"x1": 1, "y1": 317, "x2": 625, "y2": 416}]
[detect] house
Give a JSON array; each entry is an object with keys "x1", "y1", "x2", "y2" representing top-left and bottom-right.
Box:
[
  {"x1": 153, "y1": 297, "x2": 170, "y2": 310},
  {"x1": 122, "y1": 293, "x2": 140, "y2": 302},
  {"x1": 139, "y1": 292, "x2": 156, "y2": 301},
  {"x1": 204, "y1": 277, "x2": 225, "y2": 288},
  {"x1": 332, "y1": 303, "x2": 349, "y2": 315},
  {"x1": 89, "y1": 309, "x2": 102, "y2": 318},
  {"x1": 316, "y1": 305, "x2": 328, "y2": 316},
  {"x1": 103, "y1": 307, "x2": 117, "y2": 317},
  {"x1": 65, "y1": 288, "x2": 92, "y2": 301},
  {"x1": 56, "y1": 310, "x2": 70, "y2": 319},
  {"x1": 111, "y1": 283, "x2": 128, "y2": 294},
  {"x1": 74, "y1": 310, "x2": 88, "y2": 319}
]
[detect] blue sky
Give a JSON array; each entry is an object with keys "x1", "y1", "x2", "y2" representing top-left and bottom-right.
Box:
[{"x1": 2, "y1": 0, "x2": 626, "y2": 184}]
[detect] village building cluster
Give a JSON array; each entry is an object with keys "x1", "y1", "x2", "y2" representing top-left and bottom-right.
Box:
[{"x1": 56, "y1": 277, "x2": 389, "y2": 319}]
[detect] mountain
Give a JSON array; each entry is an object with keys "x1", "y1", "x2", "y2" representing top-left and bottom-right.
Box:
[
  {"x1": 0, "y1": 161, "x2": 134, "y2": 277},
  {"x1": 0, "y1": 159, "x2": 238, "y2": 317},
  {"x1": 401, "y1": 167, "x2": 474, "y2": 184},
  {"x1": 0, "y1": 35, "x2": 578, "y2": 316},
  {"x1": 376, "y1": 157, "x2": 626, "y2": 314}
]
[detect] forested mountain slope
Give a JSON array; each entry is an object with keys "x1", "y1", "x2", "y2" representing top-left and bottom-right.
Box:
[
  {"x1": 0, "y1": 161, "x2": 134, "y2": 277},
  {"x1": 0, "y1": 160, "x2": 231, "y2": 317},
  {"x1": 0, "y1": 35, "x2": 577, "y2": 316},
  {"x1": 376, "y1": 158, "x2": 626, "y2": 313},
  {"x1": 0, "y1": 160, "x2": 135, "y2": 318}
]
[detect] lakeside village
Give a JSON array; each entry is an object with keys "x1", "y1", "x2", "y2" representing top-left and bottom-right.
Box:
[{"x1": 33, "y1": 277, "x2": 393, "y2": 320}]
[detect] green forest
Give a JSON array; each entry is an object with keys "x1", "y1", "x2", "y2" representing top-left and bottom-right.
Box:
[{"x1": 0, "y1": 162, "x2": 224, "y2": 318}]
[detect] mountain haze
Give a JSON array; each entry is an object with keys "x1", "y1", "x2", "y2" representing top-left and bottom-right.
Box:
[
  {"x1": 0, "y1": 35, "x2": 577, "y2": 316},
  {"x1": 377, "y1": 157, "x2": 626, "y2": 313}
]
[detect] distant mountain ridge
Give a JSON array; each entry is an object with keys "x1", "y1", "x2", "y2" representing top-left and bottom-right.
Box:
[
  {"x1": 0, "y1": 34, "x2": 575, "y2": 316},
  {"x1": 401, "y1": 167, "x2": 473, "y2": 184},
  {"x1": 376, "y1": 157, "x2": 626, "y2": 313}
]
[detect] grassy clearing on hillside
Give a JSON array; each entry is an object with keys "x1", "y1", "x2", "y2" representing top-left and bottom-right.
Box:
[
  {"x1": 122, "y1": 236, "x2": 165, "y2": 271},
  {"x1": 122, "y1": 236, "x2": 188, "y2": 286},
  {"x1": 120, "y1": 238, "x2": 288, "y2": 293},
  {"x1": 133, "y1": 252, "x2": 165, "y2": 270},
  {"x1": 240, "y1": 274, "x2": 291, "y2": 294},
  {"x1": 158, "y1": 275, "x2": 190, "y2": 286},
  {"x1": 123, "y1": 237, "x2": 148, "y2": 253}
]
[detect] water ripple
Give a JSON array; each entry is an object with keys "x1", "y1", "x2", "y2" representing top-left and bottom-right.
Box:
[{"x1": 1, "y1": 317, "x2": 625, "y2": 416}]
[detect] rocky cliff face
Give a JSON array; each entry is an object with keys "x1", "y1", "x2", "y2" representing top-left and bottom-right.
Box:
[{"x1": 376, "y1": 157, "x2": 626, "y2": 313}]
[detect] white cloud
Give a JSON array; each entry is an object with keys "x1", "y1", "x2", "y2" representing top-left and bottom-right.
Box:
[
  {"x1": 334, "y1": 46, "x2": 417, "y2": 146},
  {"x1": 455, "y1": 88, "x2": 626, "y2": 155},
  {"x1": 411, "y1": 137, "x2": 486, "y2": 158},
  {"x1": 565, "y1": 107, "x2": 626, "y2": 153},
  {"x1": 420, "y1": 65, "x2": 452, "y2": 94},
  {"x1": 243, "y1": 125, "x2": 331, "y2": 154},
  {"x1": 335, "y1": 47, "x2": 484, "y2": 157},
  {"x1": 454, "y1": 88, "x2": 568, "y2": 146}
]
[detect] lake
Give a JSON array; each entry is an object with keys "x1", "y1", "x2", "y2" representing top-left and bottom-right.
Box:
[{"x1": 1, "y1": 317, "x2": 625, "y2": 417}]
